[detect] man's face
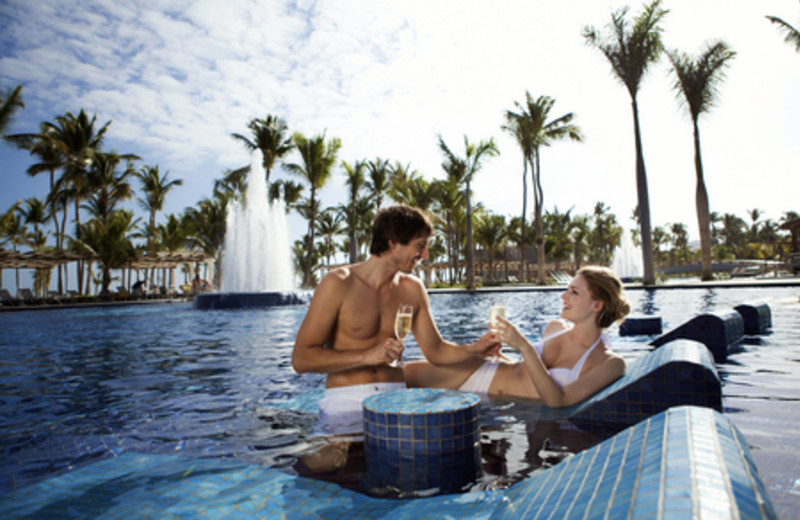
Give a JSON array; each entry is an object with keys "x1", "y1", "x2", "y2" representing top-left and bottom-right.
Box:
[{"x1": 392, "y1": 234, "x2": 430, "y2": 273}]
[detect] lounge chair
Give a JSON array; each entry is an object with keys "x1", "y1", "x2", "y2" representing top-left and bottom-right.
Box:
[
  {"x1": 1, "y1": 288, "x2": 21, "y2": 306},
  {"x1": 19, "y1": 288, "x2": 43, "y2": 305}
]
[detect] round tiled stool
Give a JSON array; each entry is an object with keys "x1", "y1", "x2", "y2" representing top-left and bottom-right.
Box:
[{"x1": 362, "y1": 388, "x2": 481, "y2": 496}]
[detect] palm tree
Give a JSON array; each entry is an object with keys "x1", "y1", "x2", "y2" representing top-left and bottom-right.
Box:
[
  {"x1": 544, "y1": 206, "x2": 574, "y2": 272},
  {"x1": 767, "y1": 3, "x2": 800, "y2": 52},
  {"x1": 136, "y1": 165, "x2": 183, "y2": 256},
  {"x1": 502, "y1": 103, "x2": 533, "y2": 283},
  {"x1": 83, "y1": 152, "x2": 139, "y2": 225},
  {"x1": 667, "y1": 40, "x2": 736, "y2": 281},
  {"x1": 158, "y1": 213, "x2": 188, "y2": 293},
  {"x1": 45, "y1": 110, "x2": 111, "y2": 293},
  {"x1": 503, "y1": 92, "x2": 582, "y2": 284},
  {"x1": 474, "y1": 212, "x2": 507, "y2": 284},
  {"x1": 747, "y1": 208, "x2": 763, "y2": 243},
  {"x1": 3, "y1": 210, "x2": 31, "y2": 296},
  {"x1": 588, "y1": 202, "x2": 623, "y2": 264},
  {"x1": 230, "y1": 114, "x2": 294, "y2": 185},
  {"x1": 285, "y1": 131, "x2": 341, "y2": 288},
  {"x1": 570, "y1": 214, "x2": 590, "y2": 270},
  {"x1": 341, "y1": 159, "x2": 367, "y2": 263},
  {"x1": 316, "y1": 207, "x2": 345, "y2": 266},
  {"x1": 584, "y1": 0, "x2": 669, "y2": 285},
  {"x1": 438, "y1": 135, "x2": 499, "y2": 289},
  {"x1": 184, "y1": 197, "x2": 227, "y2": 288},
  {"x1": 366, "y1": 157, "x2": 391, "y2": 211},
  {"x1": 0, "y1": 80, "x2": 24, "y2": 138},
  {"x1": 75, "y1": 210, "x2": 138, "y2": 295},
  {"x1": 432, "y1": 176, "x2": 464, "y2": 285}
]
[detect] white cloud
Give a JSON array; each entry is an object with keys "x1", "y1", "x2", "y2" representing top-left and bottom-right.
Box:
[{"x1": 1, "y1": 0, "x2": 798, "y2": 250}]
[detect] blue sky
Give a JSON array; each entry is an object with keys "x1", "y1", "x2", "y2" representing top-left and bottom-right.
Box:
[{"x1": 2, "y1": 0, "x2": 799, "y2": 275}]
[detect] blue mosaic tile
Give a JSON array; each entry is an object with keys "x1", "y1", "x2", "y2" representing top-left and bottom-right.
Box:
[
  {"x1": 651, "y1": 309, "x2": 744, "y2": 362},
  {"x1": 362, "y1": 388, "x2": 482, "y2": 495},
  {"x1": 565, "y1": 340, "x2": 721, "y2": 428},
  {"x1": 734, "y1": 303, "x2": 772, "y2": 335}
]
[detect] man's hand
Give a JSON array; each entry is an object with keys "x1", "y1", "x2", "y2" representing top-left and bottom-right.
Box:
[
  {"x1": 363, "y1": 338, "x2": 405, "y2": 366},
  {"x1": 466, "y1": 330, "x2": 503, "y2": 358}
]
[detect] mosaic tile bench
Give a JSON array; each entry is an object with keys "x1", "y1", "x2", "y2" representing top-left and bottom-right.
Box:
[
  {"x1": 734, "y1": 303, "x2": 772, "y2": 335},
  {"x1": 0, "y1": 406, "x2": 775, "y2": 519},
  {"x1": 651, "y1": 309, "x2": 744, "y2": 362},
  {"x1": 278, "y1": 339, "x2": 721, "y2": 431},
  {"x1": 556, "y1": 339, "x2": 721, "y2": 429}
]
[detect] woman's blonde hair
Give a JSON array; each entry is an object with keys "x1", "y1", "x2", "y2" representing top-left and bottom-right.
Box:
[{"x1": 576, "y1": 266, "x2": 631, "y2": 328}]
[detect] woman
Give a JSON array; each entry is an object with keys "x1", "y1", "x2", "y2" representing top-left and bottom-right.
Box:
[{"x1": 404, "y1": 266, "x2": 630, "y2": 407}]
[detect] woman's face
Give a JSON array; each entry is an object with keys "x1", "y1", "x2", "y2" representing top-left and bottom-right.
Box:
[{"x1": 560, "y1": 275, "x2": 600, "y2": 324}]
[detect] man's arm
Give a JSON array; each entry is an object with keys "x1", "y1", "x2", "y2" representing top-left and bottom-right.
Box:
[
  {"x1": 409, "y1": 277, "x2": 499, "y2": 365},
  {"x1": 292, "y1": 270, "x2": 400, "y2": 374}
]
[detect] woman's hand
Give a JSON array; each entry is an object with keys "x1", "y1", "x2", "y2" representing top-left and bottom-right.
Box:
[{"x1": 494, "y1": 317, "x2": 529, "y2": 352}]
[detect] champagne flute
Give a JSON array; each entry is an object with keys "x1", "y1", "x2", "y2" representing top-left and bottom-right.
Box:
[
  {"x1": 391, "y1": 304, "x2": 413, "y2": 367},
  {"x1": 489, "y1": 300, "x2": 506, "y2": 361},
  {"x1": 489, "y1": 300, "x2": 506, "y2": 328}
]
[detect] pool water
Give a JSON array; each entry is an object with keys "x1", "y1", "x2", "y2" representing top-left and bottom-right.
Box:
[{"x1": 1, "y1": 285, "x2": 798, "y2": 513}]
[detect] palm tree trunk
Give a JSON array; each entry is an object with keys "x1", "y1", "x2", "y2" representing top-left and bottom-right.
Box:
[
  {"x1": 465, "y1": 181, "x2": 474, "y2": 289},
  {"x1": 693, "y1": 121, "x2": 713, "y2": 281},
  {"x1": 519, "y1": 159, "x2": 528, "y2": 283},
  {"x1": 631, "y1": 99, "x2": 655, "y2": 285},
  {"x1": 532, "y1": 153, "x2": 545, "y2": 285}
]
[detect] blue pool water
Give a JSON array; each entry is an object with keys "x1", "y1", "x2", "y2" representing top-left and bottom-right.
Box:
[{"x1": 1, "y1": 284, "x2": 798, "y2": 515}]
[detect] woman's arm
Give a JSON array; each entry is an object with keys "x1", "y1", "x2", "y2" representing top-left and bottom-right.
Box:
[{"x1": 499, "y1": 318, "x2": 624, "y2": 407}]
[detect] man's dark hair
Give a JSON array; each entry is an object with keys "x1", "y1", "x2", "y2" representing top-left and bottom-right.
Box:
[{"x1": 370, "y1": 205, "x2": 433, "y2": 255}]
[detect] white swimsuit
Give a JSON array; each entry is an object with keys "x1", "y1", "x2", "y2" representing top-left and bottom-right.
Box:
[{"x1": 535, "y1": 328, "x2": 606, "y2": 388}]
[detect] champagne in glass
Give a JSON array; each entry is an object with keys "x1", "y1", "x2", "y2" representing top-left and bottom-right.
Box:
[
  {"x1": 489, "y1": 300, "x2": 506, "y2": 328},
  {"x1": 391, "y1": 304, "x2": 413, "y2": 367}
]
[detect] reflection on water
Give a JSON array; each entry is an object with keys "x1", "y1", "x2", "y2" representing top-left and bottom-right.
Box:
[{"x1": 1, "y1": 287, "x2": 799, "y2": 506}]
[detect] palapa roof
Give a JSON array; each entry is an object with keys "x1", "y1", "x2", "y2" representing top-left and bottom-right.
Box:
[{"x1": 0, "y1": 249, "x2": 211, "y2": 270}]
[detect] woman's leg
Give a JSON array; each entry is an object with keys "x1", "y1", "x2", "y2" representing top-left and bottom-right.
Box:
[{"x1": 404, "y1": 359, "x2": 484, "y2": 389}]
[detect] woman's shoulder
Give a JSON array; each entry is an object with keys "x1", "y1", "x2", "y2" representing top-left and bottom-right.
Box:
[{"x1": 543, "y1": 319, "x2": 569, "y2": 338}]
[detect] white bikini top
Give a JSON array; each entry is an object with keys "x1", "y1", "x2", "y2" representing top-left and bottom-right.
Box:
[{"x1": 533, "y1": 327, "x2": 606, "y2": 388}]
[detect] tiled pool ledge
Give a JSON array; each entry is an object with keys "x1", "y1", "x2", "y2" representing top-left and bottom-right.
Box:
[
  {"x1": 0, "y1": 406, "x2": 776, "y2": 519},
  {"x1": 279, "y1": 339, "x2": 722, "y2": 432}
]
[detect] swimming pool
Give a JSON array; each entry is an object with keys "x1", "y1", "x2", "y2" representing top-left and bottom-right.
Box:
[{"x1": 1, "y1": 284, "x2": 798, "y2": 515}]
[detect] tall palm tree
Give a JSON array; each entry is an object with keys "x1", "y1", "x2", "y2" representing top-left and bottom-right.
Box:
[
  {"x1": 438, "y1": 135, "x2": 499, "y2": 289},
  {"x1": 504, "y1": 92, "x2": 582, "y2": 284},
  {"x1": 502, "y1": 104, "x2": 533, "y2": 282},
  {"x1": 0, "y1": 80, "x2": 24, "y2": 138},
  {"x1": 285, "y1": 131, "x2": 341, "y2": 288},
  {"x1": 432, "y1": 176, "x2": 464, "y2": 285},
  {"x1": 230, "y1": 114, "x2": 294, "y2": 185},
  {"x1": 584, "y1": 0, "x2": 668, "y2": 285},
  {"x1": 767, "y1": 3, "x2": 800, "y2": 52},
  {"x1": 136, "y1": 165, "x2": 183, "y2": 256},
  {"x1": 341, "y1": 159, "x2": 367, "y2": 264},
  {"x1": 44, "y1": 110, "x2": 111, "y2": 293},
  {"x1": 667, "y1": 40, "x2": 735, "y2": 281},
  {"x1": 366, "y1": 157, "x2": 391, "y2": 211}
]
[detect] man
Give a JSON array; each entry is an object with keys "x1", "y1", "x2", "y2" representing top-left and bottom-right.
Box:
[{"x1": 293, "y1": 205, "x2": 497, "y2": 472}]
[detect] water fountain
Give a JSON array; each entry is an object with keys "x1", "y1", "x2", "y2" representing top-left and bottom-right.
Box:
[
  {"x1": 195, "y1": 150, "x2": 309, "y2": 309},
  {"x1": 611, "y1": 229, "x2": 644, "y2": 283}
]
